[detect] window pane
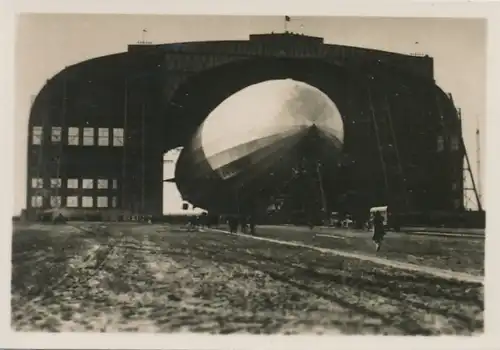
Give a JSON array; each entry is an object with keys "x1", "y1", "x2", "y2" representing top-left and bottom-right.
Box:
[
  {"x1": 111, "y1": 196, "x2": 117, "y2": 208},
  {"x1": 68, "y1": 127, "x2": 79, "y2": 146},
  {"x1": 113, "y1": 128, "x2": 124, "y2": 146},
  {"x1": 50, "y1": 196, "x2": 62, "y2": 207},
  {"x1": 82, "y1": 179, "x2": 94, "y2": 189},
  {"x1": 82, "y1": 196, "x2": 93, "y2": 208},
  {"x1": 51, "y1": 126, "x2": 62, "y2": 143},
  {"x1": 112, "y1": 179, "x2": 118, "y2": 189},
  {"x1": 97, "y1": 179, "x2": 108, "y2": 189},
  {"x1": 97, "y1": 196, "x2": 108, "y2": 208},
  {"x1": 83, "y1": 127, "x2": 94, "y2": 146},
  {"x1": 67, "y1": 196, "x2": 78, "y2": 207},
  {"x1": 32, "y1": 126, "x2": 43, "y2": 145},
  {"x1": 31, "y1": 195, "x2": 43, "y2": 208},
  {"x1": 451, "y1": 136, "x2": 460, "y2": 151},
  {"x1": 31, "y1": 178, "x2": 43, "y2": 188},
  {"x1": 98, "y1": 128, "x2": 109, "y2": 136},
  {"x1": 67, "y1": 178, "x2": 78, "y2": 189},
  {"x1": 50, "y1": 178, "x2": 62, "y2": 188},
  {"x1": 98, "y1": 128, "x2": 109, "y2": 146}
]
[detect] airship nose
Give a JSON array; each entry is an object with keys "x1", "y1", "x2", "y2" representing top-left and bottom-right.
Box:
[
  {"x1": 296, "y1": 111, "x2": 343, "y2": 146},
  {"x1": 199, "y1": 79, "x2": 344, "y2": 171}
]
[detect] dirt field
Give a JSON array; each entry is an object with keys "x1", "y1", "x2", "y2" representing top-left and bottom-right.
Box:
[
  {"x1": 254, "y1": 225, "x2": 485, "y2": 276},
  {"x1": 11, "y1": 223, "x2": 484, "y2": 335}
]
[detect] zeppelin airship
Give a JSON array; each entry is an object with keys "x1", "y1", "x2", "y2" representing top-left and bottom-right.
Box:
[{"x1": 173, "y1": 79, "x2": 345, "y2": 221}]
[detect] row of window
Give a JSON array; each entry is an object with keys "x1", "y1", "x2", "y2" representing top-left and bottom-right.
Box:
[
  {"x1": 31, "y1": 195, "x2": 118, "y2": 208},
  {"x1": 437, "y1": 135, "x2": 460, "y2": 152},
  {"x1": 31, "y1": 177, "x2": 118, "y2": 190},
  {"x1": 32, "y1": 126, "x2": 124, "y2": 147}
]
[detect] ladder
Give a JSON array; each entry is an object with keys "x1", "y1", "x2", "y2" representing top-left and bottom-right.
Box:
[{"x1": 367, "y1": 86, "x2": 410, "y2": 211}]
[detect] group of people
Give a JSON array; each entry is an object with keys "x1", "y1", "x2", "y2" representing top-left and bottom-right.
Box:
[
  {"x1": 186, "y1": 209, "x2": 386, "y2": 251},
  {"x1": 227, "y1": 216, "x2": 256, "y2": 235}
]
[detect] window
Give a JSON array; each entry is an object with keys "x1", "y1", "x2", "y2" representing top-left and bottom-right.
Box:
[
  {"x1": 97, "y1": 196, "x2": 108, "y2": 208},
  {"x1": 51, "y1": 178, "x2": 62, "y2": 188},
  {"x1": 67, "y1": 178, "x2": 78, "y2": 189},
  {"x1": 454, "y1": 199, "x2": 461, "y2": 209},
  {"x1": 82, "y1": 196, "x2": 93, "y2": 208},
  {"x1": 50, "y1": 196, "x2": 62, "y2": 208},
  {"x1": 437, "y1": 136, "x2": 444, "y2": 152},
  {"x1": 51, "y1": 127, "x2": 62, "y2": 143},
  {"x1": 97, "y1": 179, "x2": 108, "y2": 189},
  {"x1": 83, "y1": 128, "x2": 94, "y2": 146},
  {"x1": 82, "y1": 179, "x2": 94, "y2": 189},
  {"x1": 31, "y1": 178, "x2": 43, "y2": 188},
  {"x1": 451, "y1": 136, "x2": 460, "y2": 151},
  {"x1": 452, "y1": 182, "x2": 458, "y2": 191},
  {"x1": 68, "y1": 127, "x2": 79, "y2": 145},
  {"x1": 67, "y1": 196, "x2": 78, "y2": 207},
  {"x1": 113, "y1": 128, "x2": 124, "y2": 146},
  {"x1": 32, "y1": 126, "x2": 43, "y2": 145},
  {"x1": 111, "y1": 196, "x2": 117, "y2": 208},
  {"x1": 98, "y1": 128, "x2": 109, "y2": 146},
  {"x1": 31, "y1": 195, "x2": 43, "y2": 208},
  {"x1": 112, "y1": 179, "x2": 118, "y2": 189}
]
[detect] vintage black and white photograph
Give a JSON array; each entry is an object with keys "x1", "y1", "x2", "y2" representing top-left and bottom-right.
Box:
[{"x1": 9, "y1": 13, "x2": 486, "y2": 336}]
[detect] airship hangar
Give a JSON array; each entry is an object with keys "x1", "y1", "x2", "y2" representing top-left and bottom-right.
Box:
[{"x1": 25, "y1": 32, "x2": 479, "y2": 225}]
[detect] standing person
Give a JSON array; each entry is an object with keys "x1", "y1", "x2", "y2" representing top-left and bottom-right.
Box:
[
  {"x1": 240, "y1": 216, "x2": 248, "y2": 233},
  {"x1": 228, "y1": 216, "x2": 237, "y2": 233},
  {"x1": 372, "y1": 211, "x2": 386, "y2": 252},
  {"x1": 249, "y1": 215, "x2": 256, "y2": 235}
]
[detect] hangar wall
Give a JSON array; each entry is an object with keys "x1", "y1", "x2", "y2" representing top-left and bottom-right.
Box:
[{"x1": 25, "y1": 33, "x2": 463, "y2": 220}]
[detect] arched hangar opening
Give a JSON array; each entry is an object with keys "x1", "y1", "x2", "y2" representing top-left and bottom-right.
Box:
[{"x1": 164, "y1": 57, "x2": 353, "y2": 215}]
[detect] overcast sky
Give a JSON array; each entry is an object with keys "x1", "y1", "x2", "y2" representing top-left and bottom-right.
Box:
[{"x1": 14, "y1": 14, "x2": 486, "y2": 214}]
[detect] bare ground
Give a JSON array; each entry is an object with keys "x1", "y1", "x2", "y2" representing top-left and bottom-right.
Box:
[
  {"x1": 253, "y1": 226, "x2": 485, "y2": 276},
  {"x1": 11, "y1": 223, "x2": 484, "y2": 335}
]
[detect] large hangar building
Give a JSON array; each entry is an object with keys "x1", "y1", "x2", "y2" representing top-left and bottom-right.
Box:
[{"x1": 25, "y1": 33, "x2": 464, "y2": 220}]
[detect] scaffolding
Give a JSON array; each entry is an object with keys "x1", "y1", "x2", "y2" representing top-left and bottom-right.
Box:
[
  {"x1": 462, "y1": 133, "x2": 483, "y2": 211},
  {"x1": 455, "y1": 108, "x2": 483, "y2": 211}
]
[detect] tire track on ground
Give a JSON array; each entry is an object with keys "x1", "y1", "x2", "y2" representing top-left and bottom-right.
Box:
[
  {"x1": 187, "y1": 244, "x2": 429, "y2": 334},
  {"x1": 210, "y1": 229, "x2": 483, "y2": 284},
  {"x1": 14, "y1": 224, "x2": 126, "y2": 318},
  {"x1": 183, "y1": 233, "x2": 481, "y2": 334}
]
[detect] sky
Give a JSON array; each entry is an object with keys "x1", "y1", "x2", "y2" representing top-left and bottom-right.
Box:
[
  {"x1": 14, "y1": 14, "x2": 486, "y2": 215},
  {"x1": 163, "y1": 147, "x2": 206, "y2": 215}
]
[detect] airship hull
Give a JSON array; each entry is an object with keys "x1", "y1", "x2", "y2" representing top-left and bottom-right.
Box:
[{"x1": 174, "y1": 79, "x2": 344, "y2": 216}]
